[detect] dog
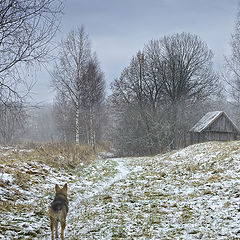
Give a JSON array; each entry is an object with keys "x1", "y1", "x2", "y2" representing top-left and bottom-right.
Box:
[{"x1": 49, "y1": 183, "x2": 69, "y2": 240}]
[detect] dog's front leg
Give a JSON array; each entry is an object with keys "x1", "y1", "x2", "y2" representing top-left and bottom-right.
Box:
[{"x1": 61, "y1": 221, "x2": 66, "y2": 240}]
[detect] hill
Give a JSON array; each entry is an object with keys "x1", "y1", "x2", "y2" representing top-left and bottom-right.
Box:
[{"x1": 1, "y1": 141, "x2": 240, "y2": 239}]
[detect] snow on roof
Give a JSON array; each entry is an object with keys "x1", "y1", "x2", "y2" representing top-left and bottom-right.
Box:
[{"x1": 190, "y1": 111, "x2": 224, "y2": 133}]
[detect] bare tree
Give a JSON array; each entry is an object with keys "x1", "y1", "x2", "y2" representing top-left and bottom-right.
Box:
[
  {"x1": 224, "y1": 6, "x2": 240, "y2": 118},
  {"x1": 0, "y1": 0, "x2": 63, "y2": 104},
  {"x1": 110, "y1": 50, "x2": 164, "y2": 154},
  {"x1": 0, "y1": 102, "x2": 27, "y2": 143},
  {"x1": 81, "y1": 56, "x2": 105, "y2": 147},
  {"x1": 145, "y1": 33, "x2": 218, "y2": 148},
  {"x1": 51, "y1": 26, "x2": 91, "y2": 144},
  {"x1": 53, "y1": 92, "x2": 75, "y2": 142},
  {"x1": 110, "y1": 32, "x2": 219, "y2": 155},
  {"x1": 145, "y1": 34, "x2": 217, "y2": 105}
]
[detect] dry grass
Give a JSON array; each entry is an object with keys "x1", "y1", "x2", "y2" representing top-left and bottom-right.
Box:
[
  {"x1": 0, "y1": 142, "x2": 113, "y2": 239},
  {"x1": 0, "y1": 142, "x2": 110, "y2": 169},
  {"x1": 34, "y1": 143, "x2": 97, "y2": 168}
]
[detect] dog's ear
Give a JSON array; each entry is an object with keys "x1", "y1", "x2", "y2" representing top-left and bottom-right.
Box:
[
  {"x1": 62, "y1": 183, "x2": 68, "y2": 192},
  {"x1": 55, "y1": 184, "x2": 60, "y2": 192}
]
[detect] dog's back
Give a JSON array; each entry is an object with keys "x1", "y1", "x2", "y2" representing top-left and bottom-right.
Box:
[{"x1": 50, "y1": 192, "x2": 68, "y2": 220}]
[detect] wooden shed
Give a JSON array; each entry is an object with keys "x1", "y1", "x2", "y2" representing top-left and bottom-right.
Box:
[{"x1": 189, "y1": 111, "x2": 240, "y2": 145}]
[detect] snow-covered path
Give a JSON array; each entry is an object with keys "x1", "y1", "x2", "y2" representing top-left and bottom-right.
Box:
[
  {"x1": 83, "y1": 158, "x2": 132, "y2": 199},
  {"x1": 66, "y1": 157, "x2": 140, "y2": 239}
]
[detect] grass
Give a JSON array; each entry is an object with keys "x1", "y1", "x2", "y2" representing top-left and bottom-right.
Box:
[
  {"x1": 0, "y1": 142, "x2": 110, "y2": 170},
  {"x1": 2, "y1": 140, "x2": 240, "y2": 239}
]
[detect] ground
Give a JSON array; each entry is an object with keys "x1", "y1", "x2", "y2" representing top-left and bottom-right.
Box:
[{"x1": 1, "y1": 141, "x2": 240, "y2": 239}]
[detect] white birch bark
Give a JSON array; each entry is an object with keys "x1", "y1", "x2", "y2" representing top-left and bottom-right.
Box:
[{"x1": 75, "y1": 101, "x2": 80, "y2": 145}]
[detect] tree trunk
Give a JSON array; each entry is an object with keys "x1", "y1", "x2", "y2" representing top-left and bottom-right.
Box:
[
  {"x1": 171, "y1": 102, "x2": 179, "y2": 149},
  {"x1": 89, "y1": 106, "x2": 96, "y2": 150},
  {"x1": 75, "y1": 102, "x2": 80, "y2": 145}
]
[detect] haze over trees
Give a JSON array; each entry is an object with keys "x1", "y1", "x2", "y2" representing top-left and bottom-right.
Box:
[
  {"x1": 0, "y1": 2, "x2": 239, "y2": 157},
  {"x1": 0, "y1": 103, "x2": 27, "y2": 144}
]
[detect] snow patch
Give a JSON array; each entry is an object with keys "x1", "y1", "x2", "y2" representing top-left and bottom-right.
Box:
[{"x1": 0, "y1": 173, "x2": 14, "y2": 183}]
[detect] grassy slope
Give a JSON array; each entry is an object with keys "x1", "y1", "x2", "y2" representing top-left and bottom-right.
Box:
[{"x1": 1, "y1": 141, "x2": 240, "y2": 239}]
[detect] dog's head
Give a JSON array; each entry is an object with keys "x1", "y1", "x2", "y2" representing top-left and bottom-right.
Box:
[{"x1": 55, "y1": 183, "x2": 68, "y2": 197}]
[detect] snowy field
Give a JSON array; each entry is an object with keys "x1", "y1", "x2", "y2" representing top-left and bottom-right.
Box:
[{"x1": 1, "y1": 141, "x2": 240, "y2": 239}]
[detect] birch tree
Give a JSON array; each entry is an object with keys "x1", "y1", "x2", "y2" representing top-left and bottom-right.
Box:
[
  {"x1": 51, "y1": 26, "x2": 91, "y2": 144},
  {"x1": 51, "y1": 27, "x2": 105, "y2": 146}
]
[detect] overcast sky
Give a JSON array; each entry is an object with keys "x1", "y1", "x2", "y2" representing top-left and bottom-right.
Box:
[{"x1": 32, "y1": 0, "x2": 240, "y2": 103}]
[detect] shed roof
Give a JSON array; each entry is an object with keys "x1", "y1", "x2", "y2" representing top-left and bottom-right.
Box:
[{"x1": 189, "y1": 111, "x2": 240, "y2": 133}]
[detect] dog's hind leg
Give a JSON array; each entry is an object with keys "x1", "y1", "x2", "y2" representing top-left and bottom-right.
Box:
[
  {"x1": 50, "y1": 218, "x2": 54, "y2": 240},
  {"x1": 55, "y1": 221, "x2": 59, "y2": 239},
  {"x1": 61, "y1": 221, "x2": 66, "y2": 240}
]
